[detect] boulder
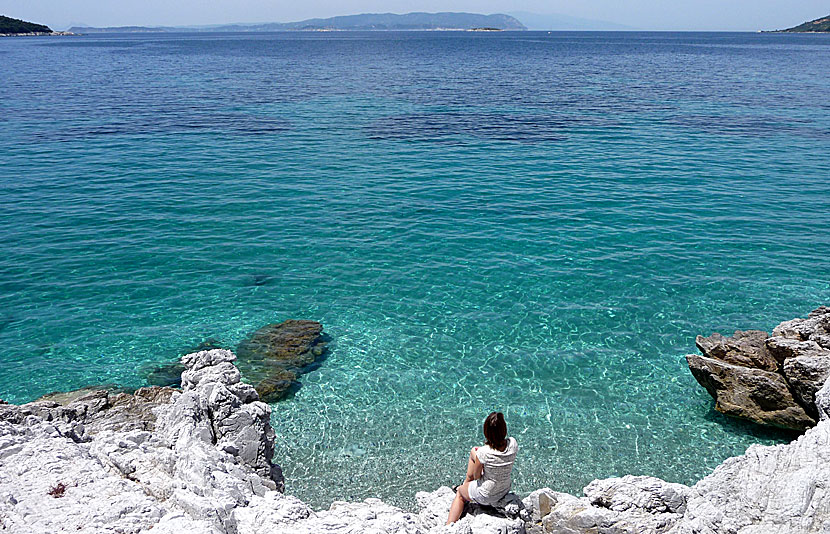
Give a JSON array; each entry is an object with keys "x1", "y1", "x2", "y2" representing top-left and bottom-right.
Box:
[
  {"x1": 695, "y1": 330, "x2": 776, "y2": 371},
  {"x1": 686, "y1": 353, "x2": 815, "y2": 430},
  {"x1": 236, "y1": 320, "x2": 328, "y2": 401},
  {"x1": 687, "y1": 307, "x2": 830, "y2": 430},
  {"x1": 583, "y1": 476, "x2": 688, "y2": 515},
  {"x1": 523, "y1": 481, "x2": 685, "y2": 534}
]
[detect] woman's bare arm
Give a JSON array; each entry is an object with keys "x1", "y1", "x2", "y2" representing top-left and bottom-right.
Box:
[{"x1": 465, "y1": 447, "x2": 484, "y2": 482}]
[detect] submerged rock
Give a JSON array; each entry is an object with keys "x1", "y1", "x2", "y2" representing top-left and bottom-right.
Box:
[
  {"x1": 144, "y1": 320, "x2": 328, "y2": 401},
  {"x1": 687, "y1": 306, "x2": 830, "y2": 430},
  {"x1": 236, "y1": 320, "x2": 328, "y2": 401}
]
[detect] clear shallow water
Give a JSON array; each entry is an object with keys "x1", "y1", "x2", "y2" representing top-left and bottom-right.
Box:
[{"x1": 1, "y1": 31, "x2": 829, "y2": 508}]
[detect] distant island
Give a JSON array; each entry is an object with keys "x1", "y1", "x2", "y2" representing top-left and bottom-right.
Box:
[
  {"x1": 69, "y1": 12, "x2": 526, "y2": 33},
  {"x1": 779, "y1": 14, "x2": 830, "y2": 32},
  {"x1": 0, "y1": 14, "x2": 52, "y2": 35}
]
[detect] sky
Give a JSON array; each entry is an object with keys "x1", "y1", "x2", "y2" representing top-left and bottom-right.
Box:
[{"x1": 1, "y1": 0, "x2": 827, "y2": 32}]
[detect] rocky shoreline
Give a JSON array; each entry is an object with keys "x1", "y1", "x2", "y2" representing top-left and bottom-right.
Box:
[
  {"x1": 2, "y1": 314, "x2": 830, "y2": 533},
  {"x1": 0, "y1": 32, "x2": 76, "y2": 37}
]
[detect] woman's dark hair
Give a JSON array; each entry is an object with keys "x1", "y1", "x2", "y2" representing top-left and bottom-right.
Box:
[{"x1": 483, "y1": 412, "x2": 508, "y2": 451}]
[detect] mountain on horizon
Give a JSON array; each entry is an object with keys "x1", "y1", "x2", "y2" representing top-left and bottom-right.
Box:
[
  {"x1": 70, "y1": 12, "x2": 526, "y2": 33},
  {"x1": 508, "y1": 11, "x2": 632, "y2": 31}
]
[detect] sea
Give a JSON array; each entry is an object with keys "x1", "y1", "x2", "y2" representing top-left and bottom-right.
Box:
[{"x1": 1, "y1": 30, "x2": 829, "y2": 509}]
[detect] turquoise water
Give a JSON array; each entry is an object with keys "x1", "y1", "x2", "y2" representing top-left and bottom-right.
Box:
[{"x1": 1, "y1": 31, "x2": 829, "y2": 508}]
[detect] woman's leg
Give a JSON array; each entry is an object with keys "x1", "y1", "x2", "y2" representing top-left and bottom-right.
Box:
[{"x1": 446, "y1": 482, "x2": 472, "y2": 524}]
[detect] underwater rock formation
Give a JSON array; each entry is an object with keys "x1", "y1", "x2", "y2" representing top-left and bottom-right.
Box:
[
  {"x1": 146, "y1": 319, "x2": 328, "y2": 400},
  {"x1": 687, "y1": 306, "x2": 830, "y2": 430},
  {"x1": 236, "y1": 319, "x2": 328, "y2": 401}
]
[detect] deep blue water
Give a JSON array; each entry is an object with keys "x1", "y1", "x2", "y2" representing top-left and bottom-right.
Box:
[{"x1": 1, "y1": 31, "x2": 829, "y2": 508}]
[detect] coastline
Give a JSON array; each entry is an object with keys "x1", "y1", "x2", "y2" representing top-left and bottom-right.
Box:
[
  {"x1": 2, "y1": 335, "x2": 830, "y2": 533},
  {"x1": 0, "y1": 31, "x2": 76, "y2": 37}
]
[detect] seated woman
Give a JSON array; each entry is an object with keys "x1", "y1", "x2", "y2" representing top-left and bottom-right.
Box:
[{"x1": 446, "y1": 411, "x2": 518, "y2": 525}]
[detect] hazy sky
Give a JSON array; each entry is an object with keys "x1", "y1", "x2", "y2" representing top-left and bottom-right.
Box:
[{"x1": 2, "y1": 0, "x2": 827, "y2": 31}]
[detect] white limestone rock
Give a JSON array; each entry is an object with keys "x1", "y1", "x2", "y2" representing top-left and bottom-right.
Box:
[
  {"x1": 416, "y1": 486, "x2": 526, "y2": 534},
  {"x1": 816, "y1": 378, "x2": 830, "y2": 421},
  {"x1": 584, "y1": 476, "x2": 689, "y2": 515}
]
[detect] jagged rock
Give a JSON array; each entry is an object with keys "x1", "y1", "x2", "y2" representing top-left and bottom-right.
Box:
[
  {"x1": 695, "y1": 330, "x2": 777, "y2": 371},
  {"x1": 583, "y1": 476, "x2": 688, "y2": 515},
  {"x1": 772, "y1": 306, "x2": 830, "y2": 347},
  {"x1": 687, "y1": 307, "x2": 830, "y2": 430},
  {"x1": 0, "y1": 386, "x2": 176, "y2": 438},
  {"x1": 816, "y1": 379, "x2": 830, "y2": 421},
  {"x1": 672, "y1": 410, "x2": 830, "y2": 534},
  {"x1": 686, "y1": 353, "x2": 815, "y2": 430},
  {"x1": 783, "y1": 352, "x2": 830, "y2": 416},
  {"x1": 416, "y1": 486, "x2": 527, "y2": 534},
  {"x1": 146, "y1": 338, "x2": 224, "y2": 388},
  {"x1": 766, "y1": 337, "x2": 830, "y2": 365},
  {"x1": 160, "y1": 349, "x2": 283, "y2": 489},
  {"x1": 0, "y1": 349, "x2": 286, "y2": 533},
  {"x1": 236, "y1": 320, "x2": 328, "y2": 401},
  {"x1": 523, "y1": 479, "x2": 687, "y2": 534}
]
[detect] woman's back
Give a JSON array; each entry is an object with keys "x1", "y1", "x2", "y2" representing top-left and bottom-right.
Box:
[{"x1": 475, "y1": 436, "x2": 518, "y2": 499}]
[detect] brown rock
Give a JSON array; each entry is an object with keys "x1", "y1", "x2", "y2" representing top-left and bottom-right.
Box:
[
  {"x1": 686, "y1": 353, "x2": 816, "y2": 431},
  {"x1": 695, "y1": 330, "x2": 777, "y2": 371},
  {"x1": 766, "y1": 337, "x2": 828, "y2": 364},
  {"x1": 236, "y1": 320, "x2": 327, "y2": 402}
]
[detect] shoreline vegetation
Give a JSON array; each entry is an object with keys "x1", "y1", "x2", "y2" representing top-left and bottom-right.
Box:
[
  {"x1": 770, "y1": 13, "x2": 830, "y2": 33},
  {"x1": 1, "y1": 310, "x2": 830, "y2": 532},
  {"x1": 0, "y1": 15, "x2": 75, "y2": 36}
]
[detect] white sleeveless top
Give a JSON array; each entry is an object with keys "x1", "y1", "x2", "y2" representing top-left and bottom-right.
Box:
[{"x1": 475, "y1": 436, "x2": 518, "y2": 499}]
